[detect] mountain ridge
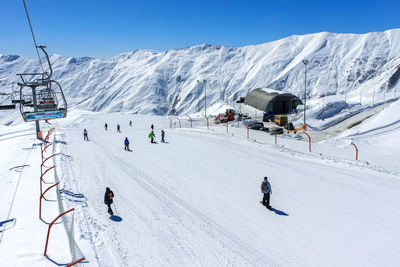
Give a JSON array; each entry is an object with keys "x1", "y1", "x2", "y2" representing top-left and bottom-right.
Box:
[{"x1": 1, "y1": 29, "x2": 400, "y2": 116}]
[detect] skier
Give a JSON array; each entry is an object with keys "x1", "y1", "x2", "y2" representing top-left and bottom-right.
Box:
[
  {"x1": 104, "y1": 123, "x2": 108, "y2": 130},
  {"x1": 117, "y1": 124, "x2": 121, "y2": 133},
  {"x1": 104, "y1": 187, "x2": 114, "y2": 215},
  {"x1": 161, "y1": 130, "x2": 165, "y2": 143},
  {"x1": 129, "y1": 120, "x2": 132, "y2": 127},
  {"x1": 151, "y1": 124, "x2": 154, "y2": 130},
  {"x1": 83, "y1": 129, "x2": 89, "y2": 141},
  {"x1": 124, "y1": 137, "x2": 130, "y2": 151},
  {"x1": 260, "y1": 177, "x2": 272, "y2": 209},
  {"x1": 149, "y1": 130, "x2": 155, "y2": 143}
]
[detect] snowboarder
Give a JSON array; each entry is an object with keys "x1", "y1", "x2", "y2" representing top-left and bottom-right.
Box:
[
  {"x1": 129, "y1": 120, "x2": 132, "y2": 127},
  {"x1": 261, "y1": 177, "x2": 272, "y2": 209},
  {"x1": 151, "y1": 124, "x2": 154, "y2": 130},
  {"x1": 104, "y1": 123, "x2": 108, "y2": 130},
  {"x1": 83, "y1": 129, "x2": 89, "y2": 141},
  {"x1": 117, "y1": 124, "x2": 121, "y2": 133},
  {"x1": 161, "y1": 130, "x2": 165, "y2": 143},
  {"x1": 124, "y1": 137, "x2": 130, "y2": 151},
  {"x1": 149, "y1": 130, "x2": 155, "y2": 143},
  {"x1": 104, "y1": 187, "x2": 114, "y2": 215}
]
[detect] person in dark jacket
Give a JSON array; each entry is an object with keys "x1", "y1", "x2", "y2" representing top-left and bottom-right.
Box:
[
  {"x1": 124, "y1": 137, "x2": 130, "y2": 151},
  {"x1": 149, "y1": 130, "x2": 155, "y2": 143},
  {"x1": 261, "y1": 177, "x2": 272, "y2": 209},
  {"x1": 129, "y1": 120, "x2": 132, "y2": 126},
  {"x1": 104, "y1": 187, "x2": 114, "y2": 215},
  {"x1": 104, "y1": 123, "x2": 108, "y2": 130},
  {"x1": 83, "y1": 129, "x2": 89, "y2": 141},
  {"x1": 161, "y1": 130, "x2": 165, "y2": 143},
  {"x1": 117, "y1": 124, "x2": 121, "y2": 133}
]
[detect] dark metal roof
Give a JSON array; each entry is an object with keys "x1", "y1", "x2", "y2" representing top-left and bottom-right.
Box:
[{"x1": 244, "y1": 88, "x2": 302, "y2": 113}]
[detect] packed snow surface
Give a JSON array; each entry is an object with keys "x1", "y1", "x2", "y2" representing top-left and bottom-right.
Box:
[{"x1": 0, "y1": 109, "x2": 399, "y2": 266}]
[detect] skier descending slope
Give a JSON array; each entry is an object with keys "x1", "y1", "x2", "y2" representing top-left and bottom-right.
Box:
[
  {"x1": 117, "y1": 124, "x2": 121, "y2": 133},
  {"x1": 104, "y1": 123, "x2": 108, "y2": 130},
  {"x1": 161, "y1": 130, "x2": 165, "y2": 143},
  {"x1": 260, "y1": 177, "x2": 272, "y2": 210},
  {"x1": 149, "y1": 130, "x2": 155, "y2": 143},
  {"x1": 124, "y1": 137, "x2": 130, "y2": 151},
  {"x1": 104, "y1": 187, "x2": 115, "y2": 215},
  {"x1": 83, "y1": 129, "x2": 89, "y2": 141}
]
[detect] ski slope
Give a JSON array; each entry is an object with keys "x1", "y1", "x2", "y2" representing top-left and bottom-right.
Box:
[
  {"x1": 0, "y1": 109, "x2": 400, "y2": 266},
  {"x1": 31, "y1": 111, "x2": 399, "y2": 266}
]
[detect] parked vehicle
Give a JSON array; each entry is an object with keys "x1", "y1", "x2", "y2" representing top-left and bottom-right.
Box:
[
  {"x1": 274, "y1": 115, "x2": 288, "y2": 126},
  {"x1": 269, "y1": 127, "x2": 284, "y2": 135},
  {"x1": 263, "y1": 111, "x2": 278, "y2": 122},
  {"x1": 242, "y1": 119, "x2": 263, "y2": 128},
  {"x1": 249, "y1": 124, "x2": 265, "y2": 130}
]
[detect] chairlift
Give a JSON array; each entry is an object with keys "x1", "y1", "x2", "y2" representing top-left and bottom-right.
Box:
[
  {"x1": 17, "y1": 46, "x2": 67, "y2": 122},
  {"x1": 0, "y1": 93, "x2": 16, "y2": 110}
]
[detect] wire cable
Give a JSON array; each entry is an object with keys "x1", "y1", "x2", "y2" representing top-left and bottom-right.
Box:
[{"x1": 22, "y1": 0, "x2": 45, "y2": 73}]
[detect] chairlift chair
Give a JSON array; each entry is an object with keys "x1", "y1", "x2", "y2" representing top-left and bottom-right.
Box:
[
  {"x1": 0, "y1": 93, "x2": 16, "y2": 110},
  {"x1": 17, "y1": 46, "x2": 67, "y2": 122}
]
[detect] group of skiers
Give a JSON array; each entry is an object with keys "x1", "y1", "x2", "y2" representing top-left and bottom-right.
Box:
[
  {"x1": 84, "y1": 122, "x2": 167, "y2": 148},
  {"x1": 88, "y1": 121, "x2": 273, "y2": 215}
]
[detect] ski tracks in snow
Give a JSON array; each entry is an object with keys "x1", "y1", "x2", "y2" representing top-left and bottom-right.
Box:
[{"x1": 92, "y1": 139, "x2": 283, "y2": 266}]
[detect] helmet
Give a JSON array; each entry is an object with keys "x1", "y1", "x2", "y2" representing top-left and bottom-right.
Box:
[
  {"x1": 264, "y1": 176, "x2": 268, "y2": 180},
  {"x1": 106, "y1": 187, "x2": 110, "y2": 191}
]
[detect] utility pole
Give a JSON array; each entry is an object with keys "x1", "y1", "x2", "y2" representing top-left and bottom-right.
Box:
[
  {"x1": 204, "y1": 80, "x2": 207, "y2": 117},
  {"x1": 302, "y1": 59, "x2": 309, "y2": 128}
]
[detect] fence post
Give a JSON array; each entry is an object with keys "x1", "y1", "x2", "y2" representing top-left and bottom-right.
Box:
[
  {"x1": 226, "y1": 121, "x2": 228, "y2": 133},
  {"x1": 40, "y1": 166, "x2": 55, "y2": 196},
  {"x1": 168, "y1": 118, "x2": 172, "y2": 128},
  {"x1": 175, "y1": 117, "x2": 181, "y2": 128},
  {"x1": 203, "y1": 115, "x2": 209, "y2": 129},
  {"x1": 185, "y1": 114, "x2": 192, "y2": 128},
  {"x1": 41, "y1": 155, "x2": 54, "y2": 176},
  {"x1": 351, "y1": 142, "x2": 358, "y2": 160},
  {"x1": 246, "y1": 126, "x2": 249, "y2": 139},
  {"x1": 301, "y1": 132, "x2": 312, "y2": 152},
  {"x1": 44, "y1": 208, "x2": 74, "y2": 256},
  {"x1": 66, "y1": 257, "x2": 86, "y2": 267},
  {"x1": 40, "y1": 182, "x2": 59, "y2": 220}
]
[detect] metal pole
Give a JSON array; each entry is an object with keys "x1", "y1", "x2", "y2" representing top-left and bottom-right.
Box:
[
  {"x1": 302, "y1": 60, "x2": 308, "y2": 128},
  {"x1": 304, "y1": 64, "x2": 306, "y2": 126},
  {"x1": 31, "y1": 86, "x2": 41, "y2": 138},
  {"x1": 203, "y1": 80, "x2": 207, "y2": 117},
  {"x1": 197, "y1": 82, "x2": 200, "y2": 112}
]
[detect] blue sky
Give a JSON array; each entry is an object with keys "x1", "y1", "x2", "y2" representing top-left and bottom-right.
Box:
[{"x1": 1, "y1": 0, "x2": 399, "y2": 58}]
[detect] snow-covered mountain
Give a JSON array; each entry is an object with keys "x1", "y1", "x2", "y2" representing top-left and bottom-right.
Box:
[{"x1": 1, "y1": 29, "x2": 400, "y2": 116}]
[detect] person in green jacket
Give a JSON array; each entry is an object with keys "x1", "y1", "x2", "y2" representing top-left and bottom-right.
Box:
[{"x1": 149, "y1": 130, "x2": 155, "y2": 143}]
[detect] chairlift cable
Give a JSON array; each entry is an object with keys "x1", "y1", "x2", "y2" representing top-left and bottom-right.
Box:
[{"x1": 22, "y1": 0, "x2": 45, "y2": 73}]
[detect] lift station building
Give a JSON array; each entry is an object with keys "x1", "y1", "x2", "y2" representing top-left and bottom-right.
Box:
[{"x1": 243, "y1": 88, "x2": 303, "y2": 114}]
